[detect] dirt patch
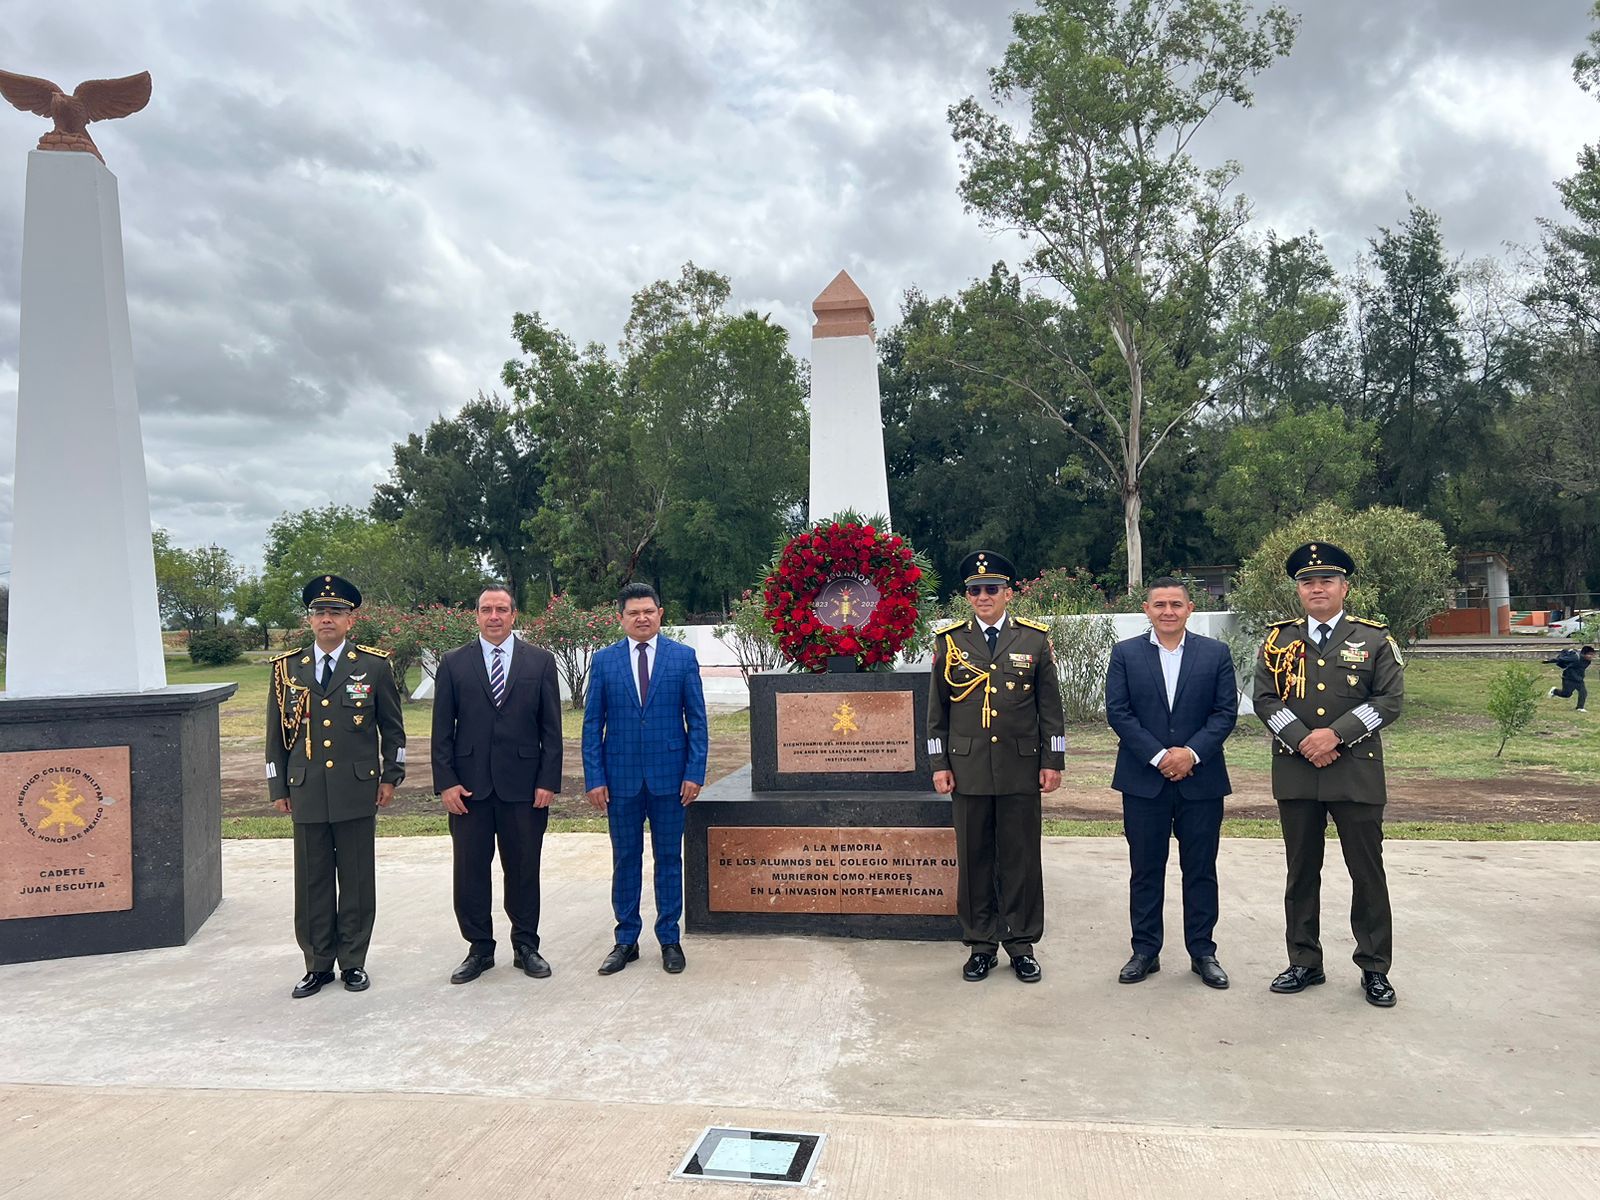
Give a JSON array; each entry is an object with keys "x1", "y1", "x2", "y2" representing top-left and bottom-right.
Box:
[{"x1": 225, "y1": 736, "x2": 1600, "y2": 825}]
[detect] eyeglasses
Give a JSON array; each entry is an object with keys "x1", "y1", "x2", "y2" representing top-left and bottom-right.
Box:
[{"x1": 966, "y1": 583, "x2": 1004, "y2": 596}]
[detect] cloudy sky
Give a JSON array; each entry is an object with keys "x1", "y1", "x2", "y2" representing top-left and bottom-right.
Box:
[{"x1": 0, "y1": 0, "x2": 1593, "y2": 574}]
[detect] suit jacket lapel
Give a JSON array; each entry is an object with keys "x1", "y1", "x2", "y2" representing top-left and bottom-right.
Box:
[
  {"x1": 472, "y1": 640, "x2": 496, "y2": 704},
  {"x1": 641, "y1": 638, "x2": 668, "y2": 713},
  {"x1": 1142, "y1": 635, "x2": 1171, "y2": 712},
  {"x1": 498, "y1": 637, "x2": 522, "y2": 703},
  {"x1": 1170, "y1": 635, "x2": 1198, "y2": 710},
  {"x1": 325, "y1": 645, "x2": 357, "y2": 694}
]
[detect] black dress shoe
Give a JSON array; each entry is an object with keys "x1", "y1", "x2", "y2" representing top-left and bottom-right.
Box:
[
  {"x1": 962, "y1": 951, "x2": 998, "y2": 981},
  {"x1": 1118, "y1": 953, "x2": 1160, "y2": 984},
  {"x1": 661, "y1": 943, "x2": 686, "y2": 973},
  {"x1": 1361, "y1": 970, "x2": 1397, "y2": 1008},
  {"x1": 341, "y1": 967, "x2": 370, "y2": 992},
  {"x1": 1190, "y1": 955, "x2": 1229, "y2": 989},
  {"x1": 450, "y1": 954, "x2": 494, "y2": 984},
  {"x1": 291, "y1": 970, "x2": 335, "y2": 999},
  {"x1": 1269, "y1": 964, "x2": 1326, "y2": 993},
  {"x1": 598, "y1": 943, "x2": 640, "y2": 975},
  {"x1": 1010, "y1": 954, "x2": 1042, "y2": 983},
  {"x1": 512, "y1": 948, "x2": 552, "y2": 978}
]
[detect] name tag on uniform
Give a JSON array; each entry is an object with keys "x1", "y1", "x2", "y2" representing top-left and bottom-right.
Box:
[
  {"x1": 1008, "y1": 653, "x2": 1034, "y2": 668},
  {"x1": 1339, "y1": 641, "x2": 1368, "y2": 664}
]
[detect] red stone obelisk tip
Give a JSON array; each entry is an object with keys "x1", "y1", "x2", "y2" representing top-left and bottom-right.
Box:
[{"x1": 812, "y1": 269, "x2": 874, "y2": 340}]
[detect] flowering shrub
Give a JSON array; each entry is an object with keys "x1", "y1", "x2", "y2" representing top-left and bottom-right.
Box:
[
  {"x1": 1011, "y1": 567, "x2": 1109, "y2": 619},
  {"x1": 522, "y1": 593, "x2": 618, "y2": 708},
  {"x1": 349, "y1": 604, "x2": 481, "y2": 691},
  {"x1": 714, "y1": 588, "x2": 785, "y2": 685},
  {"x1": 762, "y1": 514, "x2": 934, "y2": 672}
]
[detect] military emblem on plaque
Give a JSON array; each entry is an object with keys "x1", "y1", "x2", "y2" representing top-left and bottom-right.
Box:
[{"x1": 814, "y1": 575, "x2": 881, "y2": 630}]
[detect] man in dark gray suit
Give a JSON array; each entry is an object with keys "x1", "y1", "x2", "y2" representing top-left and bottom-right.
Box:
[
  {"x1": 1104, "y1": 577, "x2": 1238, "y2": 989},
  {"x1": 432, "y1": 584, "x2": 563, "y2": 984}
]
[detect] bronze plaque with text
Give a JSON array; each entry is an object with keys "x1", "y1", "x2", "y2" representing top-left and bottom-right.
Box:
[
  {"x1": 708, "y1": 826, "x2": 957, "y2": 915},
  {"x1": 775, "y1": 691, "x2": 915, "y2": 773},
  {"x1": 0, "y1": 746, "x2": 133, "y2": 920}
]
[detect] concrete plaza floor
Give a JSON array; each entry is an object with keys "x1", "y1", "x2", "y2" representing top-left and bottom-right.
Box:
[{"x1": 2, "y1": 835, "x2": 1598, "y2": 1197}]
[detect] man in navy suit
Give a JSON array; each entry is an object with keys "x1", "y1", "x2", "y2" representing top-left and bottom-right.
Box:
[
  {"x1": 1104, "y1": 576, "x2": 1239, "y2": 989},
  {"x1": 583, "y1": 583, "x2": 709, "y2": 975},
  {"x1": 432, "y1": 584, "x2": 563, "y2": 984}
]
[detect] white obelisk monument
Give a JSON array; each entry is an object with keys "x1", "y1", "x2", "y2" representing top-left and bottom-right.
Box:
[
  {"x1": 6, "y1": 149, "x2": 166, "y2": 695},
  {"x1": 808, "y1": 269, "x2": 891, "y2": 526}
]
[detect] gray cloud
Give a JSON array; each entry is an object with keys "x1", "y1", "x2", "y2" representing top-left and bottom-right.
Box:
[{"x1": 0, "y1": 0, "x2": 1593, "y2": 576}]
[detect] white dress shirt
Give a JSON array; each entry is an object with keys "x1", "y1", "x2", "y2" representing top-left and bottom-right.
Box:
[
  {"x1": 627, "y1": 634, "x2": 659, "y2": 704},
  {"x1": 1308, "y1": 611, "x2": 1345, "y2": 646},
  {"x1": 1147, "y1": 630, "x2": 1201, "y2": 768},
  {"x1": 976, "y1": 614, "x2": 1006, "y2": 651},
  {"x1": 480, "y1": 634, "x2": 515, "y2": 678},
  {"x1": 315, "y1": 641, "x2": 346, "y2": 684}
]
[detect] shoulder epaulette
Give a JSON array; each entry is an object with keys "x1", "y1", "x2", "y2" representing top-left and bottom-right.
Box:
[
  {"x1": 356, "y1": 644, "x2": 392, "y2": 658},
  {"x1": 267, "y1": 648, "x2": 298, "y2": 662},
  {"x1": 1268, "y1": 617, "x2": 1301, "y2": 628},
  {"x1": 1015, "y1": 617, "x2": 1051, "y2": 632},
  {"x1": 1349, "y1": 616, "x2": 1387, "y2": 629},
  {"x1": 933, "y1": 619, "x2": 966, "y2": 635}
]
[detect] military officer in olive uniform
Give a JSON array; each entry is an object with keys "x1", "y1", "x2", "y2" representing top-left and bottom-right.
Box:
[
  {"x1": 1253, "y1": 542, "x2": 1405, "y2": 1008},
  {"x1": 266, "y1": 574, "x2": 406, "y2": 999},
  {"x1": 928, "y1": 550, "x2": 1067, "y2": 984}
]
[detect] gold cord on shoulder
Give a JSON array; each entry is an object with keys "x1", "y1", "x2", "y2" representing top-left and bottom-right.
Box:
[
  {"x1": 1262, "y1": 627, "x2": 1306, "y2": 701},
  {"x1": 273, "y1": 657, "x2": 310, "y2": 755},
  {"x1": 943, "y1": 633, "x2": 995, "y2": 729}
]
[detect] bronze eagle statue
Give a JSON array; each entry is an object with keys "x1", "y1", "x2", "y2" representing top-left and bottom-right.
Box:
[{"x1": 0, "y1": 69, "x2": 152, "y2": 163}]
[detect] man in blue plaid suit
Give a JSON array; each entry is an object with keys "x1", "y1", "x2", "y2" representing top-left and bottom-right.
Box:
[{"x1": 583, "y1": 583, "x2": 709, "y2": 975}]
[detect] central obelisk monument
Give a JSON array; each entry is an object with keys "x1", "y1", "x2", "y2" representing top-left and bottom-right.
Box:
[
  {"x1": 807, "y1": 270, "x2": 891, "y2": 526},
  {"x1": 0, "y1": 68, "x2": 234, "y2": 965}
]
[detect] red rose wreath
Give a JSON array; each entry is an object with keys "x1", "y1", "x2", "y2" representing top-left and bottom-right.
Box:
[{"x1": 762, "y1": 515, "x2": 929, "y2": 672}]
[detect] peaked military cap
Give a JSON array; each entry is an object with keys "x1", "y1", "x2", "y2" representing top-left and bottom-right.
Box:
[
  {"x1": 302, "y1": 573, "x2": 362, "y2": 610},
  {"x1": 1285, "y1": 541, "x2": 1355, "y2": 581},
  {"x1": 959, "y1": 549, "x2": 1016, "y2": 587}
]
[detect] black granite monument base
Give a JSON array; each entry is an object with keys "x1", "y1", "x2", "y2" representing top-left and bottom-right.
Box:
[
  {"x1": 0, "y1": 684, "x2": 237, "y2": 965},
  {"x1": 749, "y1": 668, "x2": 932, "y2": 792},
  {"x1": 685, "y1": 766, "x2": 960, "y2": 940}
]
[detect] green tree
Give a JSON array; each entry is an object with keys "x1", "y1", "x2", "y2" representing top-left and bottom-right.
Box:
[
  {"x1": 1212, "y1": 231, "x2": 1350, "y2": 421},
  {"x1": 371, "y1": 392, "x2": 547, "y2": 605},
  {"x1": 230, "y1": 575, "x2": 272, "y2": 649},
  {"x1": 1205, "y1": 405, "x2": 1376, "y2": 556},
  {"x1": 944, "y1": 0, "x2": 1296, "y2": 591},
  {"x1": 504, "y1": 263, "x2": 807, "y2": 611},
  {"x1": 1229, "y1": 502, "x2": 1455, "y2": 645},
  {"x1": 152, "y1": 532, "x2": 239, "y2": 631},
  {"x1": 883, "y1": 286, "x2": 1110, "y2": 592},
  {"x1": 1487, "y1": 662, "x2": 1542, "y2": 757},
  {"x1": 260, "y1": 505, "x2": 480, "y2": 631},
  {"x1": 1353, "y1": 203, "x2": 1480, "y2": 514}
]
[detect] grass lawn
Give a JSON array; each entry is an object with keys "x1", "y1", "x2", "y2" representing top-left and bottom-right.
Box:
[
  {"x1": 1057, "y1": 656, "x2": 1600, "y2": 784},
  {"x1": 138, "y1": 654, "x2": 1600, "y2": 842}
]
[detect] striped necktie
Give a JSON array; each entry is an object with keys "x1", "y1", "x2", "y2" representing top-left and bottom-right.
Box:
[{"x1": 490, "y1": 646, "x2": 506, "y2": 706}]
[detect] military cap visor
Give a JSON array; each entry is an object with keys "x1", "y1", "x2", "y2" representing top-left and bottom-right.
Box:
[
  {"x1": 1284, "y1": 541, "x2": 1355, "y2": 581},
  {"x1": 302, "y1": 574, "x2": 362, "y2": 610},
  {"x1": 959, "y1": 549, "x2": 1016, "y2": 586}
]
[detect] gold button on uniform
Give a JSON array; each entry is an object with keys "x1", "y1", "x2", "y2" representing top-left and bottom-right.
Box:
[
  {"x1": 1317, "y1": 659, "x2": 1326, "y2": 667},
  {"x1": 322, "y1": 740, "x2": 332, "y2": 748},
  {"x1": 323, "y1": 719, "x2": 332, "y2": 727},
  {"x1": 1316, "y1": 682, "x2": 1326, "y2": 691},
  {"x1": 321, "y1": 699, "x2": 330, "y2": 708},
  {"x1": 325, "y1": 759, "x2": 334, "y2": 768},
  {"x1": 1316, "y1": 707, "x2": 1326, "y2": 716},
  {"x1": 991, "y1": 735, "x2": 999, "y2": 743}
]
